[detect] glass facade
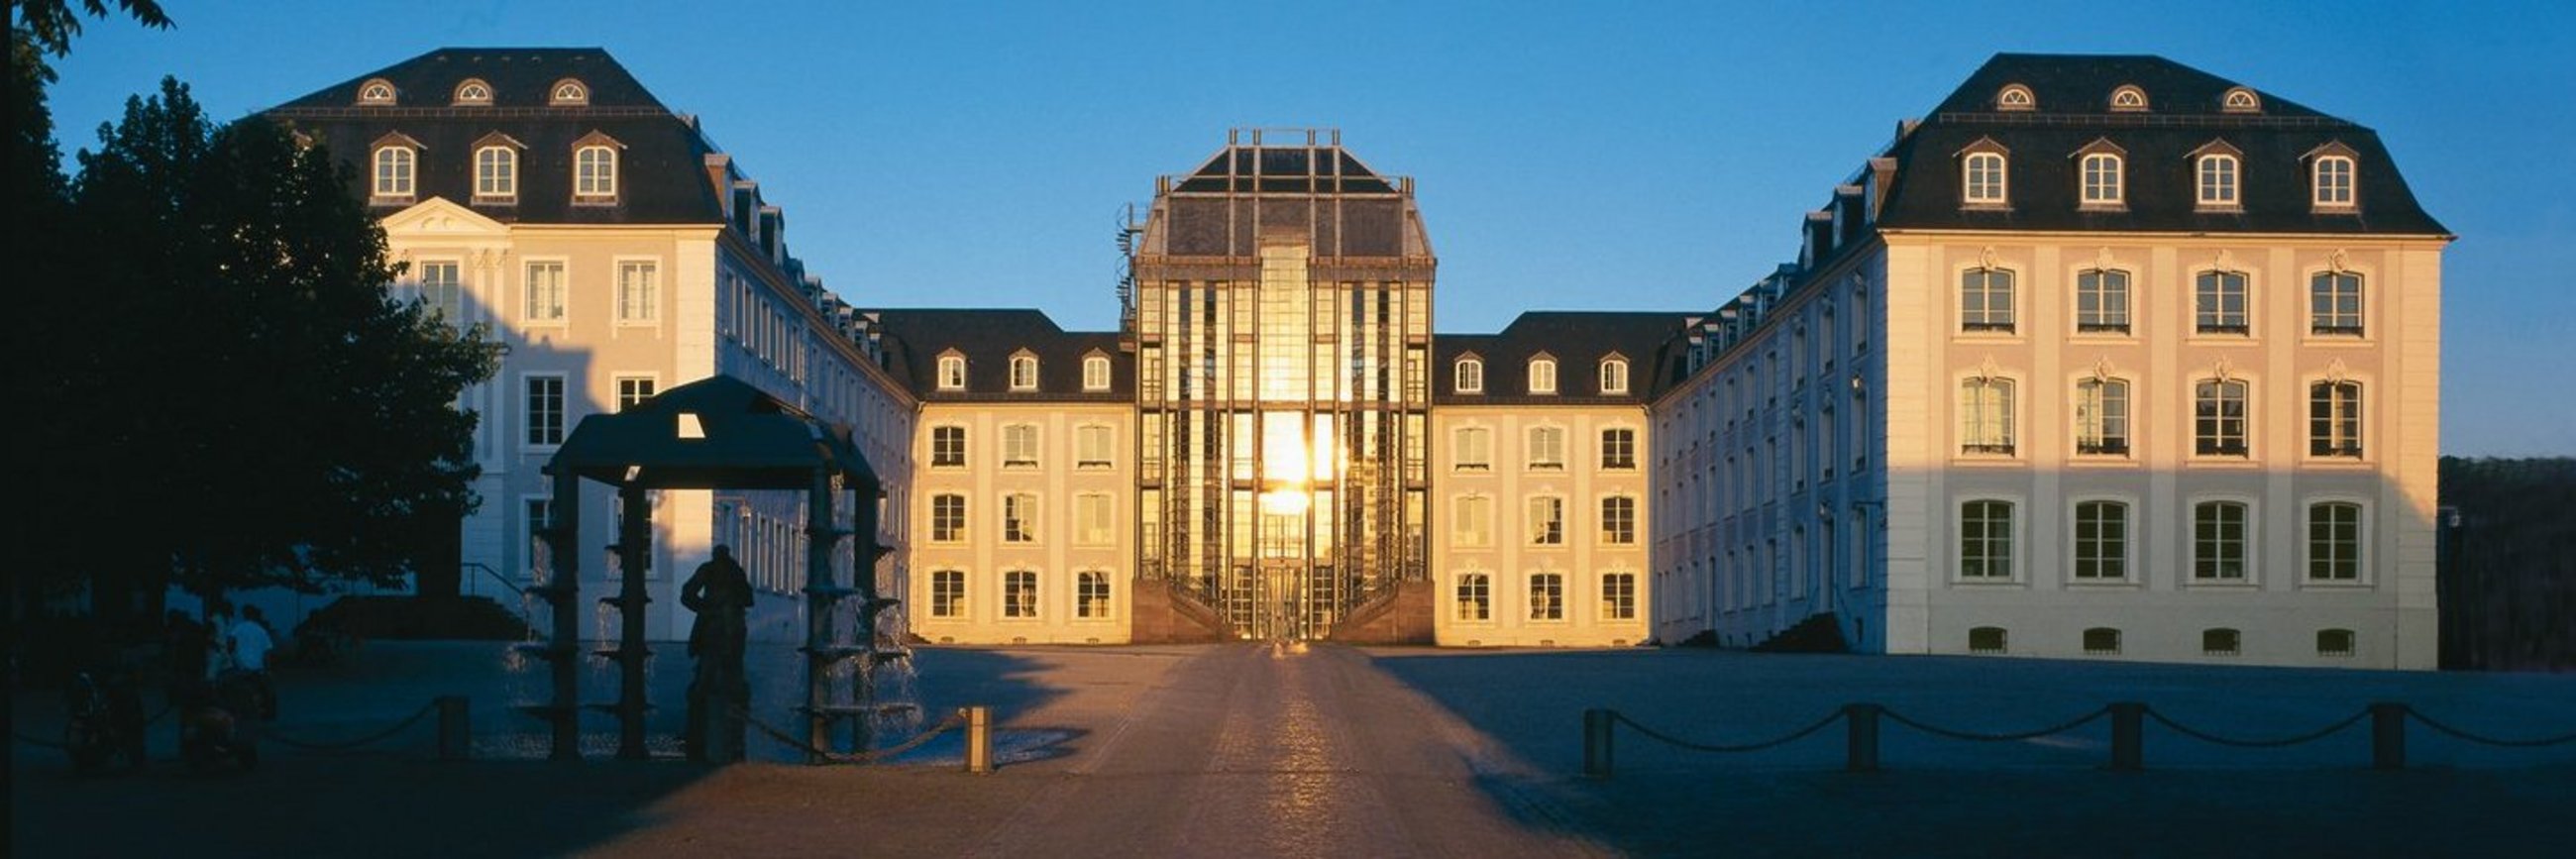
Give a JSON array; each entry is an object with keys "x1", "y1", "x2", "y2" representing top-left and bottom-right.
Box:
[{"x1": 1127, "y1": 131, "x2": 1435, "y2": 639}]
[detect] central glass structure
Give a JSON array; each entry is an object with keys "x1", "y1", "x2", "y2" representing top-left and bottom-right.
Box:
[{"x1": 1125, "y1": 129, "x2": 1435, "y2": 639}]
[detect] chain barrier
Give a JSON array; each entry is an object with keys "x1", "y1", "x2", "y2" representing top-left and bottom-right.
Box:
[
  {"x1": 734, "y1": 705, "x2": 967, "y2": 764},
  {"x1": 2144, "y1": 705, "x2": 2369, "y2": 748},
  {"x1": 1881, "y1": 706, "x2": 2111, "y2": 742},
  {"x1": 2406, "y1": 711, "x2": 2576, "y2": 748},
  {"x1": 265, "y1": 702, "x2": 440, "y2": 752},
  {"x1": 1612, "y1": 708, "x2": 1845, "y2": 753}
]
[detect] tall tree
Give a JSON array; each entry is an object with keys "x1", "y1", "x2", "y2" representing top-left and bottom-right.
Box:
[
  {"x1": 15, "y1": 0, "x2": 170, "y2": 56},
  {"x1": 49, "y1": 78, "x2": 500, "y2": 602}
]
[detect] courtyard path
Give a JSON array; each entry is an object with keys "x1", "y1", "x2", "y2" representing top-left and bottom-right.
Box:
[{"x1": 962, "y1": 642, "x2": 1607, "y2": 859}]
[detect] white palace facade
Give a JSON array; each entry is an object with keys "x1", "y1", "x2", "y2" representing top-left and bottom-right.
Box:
[{"x1": 267, "y1": 52, "x2": 2442, "y2": 667}]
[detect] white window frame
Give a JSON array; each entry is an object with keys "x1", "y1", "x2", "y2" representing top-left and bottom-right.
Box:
[
  {"x1": 614, "y1": 258, "x2": 660, "y2": 325},
  {"x1": 2197, "y1": 155, "x2": 2240, "y2": 208},
  {"x1": 1957, "y1": 498, "x2": 2016, "y2": 582},
  {"x1": 1075, "y1": 424, "x2": 1115, "y2": 469},
  {"x1": 1009, "y1": 354, "x2": 1039, "y2": 391},
  {"x1": 1963, "y1": 152, "x2": 2007, "y2": 205},
  {"x1": 2080, "y1": 153, "x2": 2124, "y2": 206},
  {"x1": 523, "y1": 373, "x2": 567, "y2": 449},
  {"x1": 2074, "y1": 376, "x2": 2130, "y2": 457},
  {"x1": 930, "y1": 493, "x2": 966, "y2": 543},
  {"x1": 550, "y1": 78, "x2": 589, "y2": 106},
  {"x1": 1599, "y1": 495, "x2": 1637, "y2": 546},
  {"x1": 2195, "y1": 377, "x2": 2251, "y2": 458},
  {"x1": 612, "y1": 375, "x2": 658, "y2": 412},
  {"x1": 936, "y1": 355, "x2": 967, "y2": 390},
  {"x1": 2308, "y1": 379, "x2": 2364, "y2": 459},
  {"x1": 1600, "y1": 426, "x2": 1637, "y2": 470},
  {"x1": 1002, "y1": 493, "x2": 1038, "y2": 544},
  {"x1": 1453, "y1": 426, "x2": 1492, "y2": 472},
  {"x1": 929, "y1": 425, "x2": 966, "y2": 469},
  {"x1": 372, "y1": 145, "x2": 415, "y2": 199},
  {"x1": 1454, "y1": 572, "x2": 1492, "y2": 622},
  {"x1": 575, "y1": 145, "x2": 617, "y2": 199},
  {"x1": 1959, "y1": 376, "x2": 2016, "y2": 456},
  {"x1": 475, "y1": 146, "x2": 516, "y2": 201},
  {"x1": 2191, "y1": 497, "x2": 2257, "y2": 584},
  {"x1": 1600, "y1": 571, "x2": 1637, "y2": 621},
  {"x1": 1076, "y1": 571, "x2": 1113, "y2": 620},
  {"x1": 454, "y1": 79, "x2": 491, "y2": 105},
  {"x1": 1001, "y1": 423, "x2": 1039, "y2": 468},
  {"x1": 929, "y1": 570, "x2": 965, "y2": 618},
  {"x1": 2076, "y1": 268, "x2": 2130, "y2": 334},
  {"x1": 2070, "y1": 498, "x2": 2131, "y2": 583},
  {"x1": 358, "y1": 79, "x2": 397, "y2": 105},
  {"x1": 1002, "y1": 570, "x2": 1038, "y2": 619},
  {"x1": 1452, "y1": 494, "x2": 1492, "y2": 548},
  {"x1": 1599, "y1": 358, "x2": 1630, "y2": 394},
  {"x1": 2194, "y1": 269, "x2": 2251, "y2": 335},
  {"x1": 2305, "y1": 499, "x2": 2368, "y2": 584},
  {"x1": 2312, "y1": 156, "x2": 2356, "y2": 208},
  {"x1": 413, "y1": 259, "x2": 465, "y2": 323},
  {"x1": 521, "y1": 260, "x2": 569, "y2": 326},
  {"x1": 1960, "y1": 267, "x2": 2015, "y2": 333},
  {"x1": 1074, "y1": 493, "x2": 1115, "y2": 546},
  {"x1": 1527, "y1": 495, "x2": 1565, "y2": 546},
  {"x1": 1455, "y1": 358, "x2": 1484, "y2": 393},
  {"x1": 1082, "y1": 355, "x2": 1111, "y2": 391},
  {"x1": 1527, "y1": 425, "x2": 1566, "y2": 471},
  {"x1": 1528, "y1": 572, "x2": 1565, "y2": 621},
  {"x1": 2310, "y1": 270, "x2": 2364, "y2": 336},
  {"x1": 1528, "y1": 358, "x2": 1558, "y2": 394}
]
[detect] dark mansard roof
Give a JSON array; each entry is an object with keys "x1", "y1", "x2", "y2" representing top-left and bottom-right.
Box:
[
  {"x1": 1435, "y1": 311, "x2": 1699, "y2": 405},
  {"x1": 867, "y1": 309, "x2": 1132, "y2": 403}
]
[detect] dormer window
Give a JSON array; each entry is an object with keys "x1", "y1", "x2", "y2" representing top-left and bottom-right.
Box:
[
  {"x1": 1082, "y1": 355, "x2": 1111, "y2": 391},
  {"x1": 2076, "y1": 141, "x2": 2125, "y2": 209},
  {"x1": 2199, "y1": 155, "x2": 2240, "y2": 208},
  {"x1": 2311, "y1": 150, "x2": 2358, "y2": 210},
  {"x1": 936, "y1": 354, "x2": 966, "y2": 391},
  {"x1": 572, "y1": 132, "x2": 621, "y2": 202},
  {"x1": 549, "y1": 78, "x2": 590, "y2": 106},
  {"x1": 1009, "y1": 353, "x2": 1039, "y2": 391},
  {"x1": 356, "y1": 78, "x2": 397, "y2": 106},
  {"x1": 1599, "y1": 358, "x2": 1630, "y2": 395},
  {"x1": 473, "y1": 133, "x2": 523, "y2": 203},
  {"x1": 1994, "y1": 84, "x2": 2035, "y2": 111},
  {"x1": 2109, "y1": 85, "x2": 2149, "y2": 112},
  {"x1": 2221, "y1": 86, "x2": 2262, "y2": 114},
  {"x1": 369, "y1": 133, "x2": 422, "y2": 202},
  {"x1": 453, "y1": 79, "x2": 492, "y2": 106},
  {"x1": 1529, "y1": 357, "x2": 1558, "y2": 394},
  {"x1": 1455, "y1": 357, "x2": 1484, "y2": 393},
  {"x1": 1959, "y1": 140, "x2": 2009, "y2": 207}
]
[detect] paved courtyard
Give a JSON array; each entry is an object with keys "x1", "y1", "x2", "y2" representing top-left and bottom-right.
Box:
[{"x1": 12, "y1": 641, "x2": 2576, "y2": 857}]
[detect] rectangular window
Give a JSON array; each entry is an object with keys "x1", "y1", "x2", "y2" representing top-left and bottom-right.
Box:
[
  {"x1": 2313, "y1": 157, "x2": 2354, "y2": 207},
  {"x1": 2199, "y1": 156, "x2": 2240, "y2": 207},
  {"x1": 1076, "y1": 425, "x2": 1115, "y2": 469},
  {"x1": 937, "y1": 357, "x2": 966, "y2": 390},
  {"x1": 2077, "y1": 269, "x2": 2129, "y2": 334},
  {"x1": 1601, "y1": 428, "x2": 1637, "y2": 470},
  {"x1": 2195, "y1": 270, "x2": 2248, "y2": 334},
  {"x1": 1964, "y1": 153, "x2": 2006, "y2": 204},
  {"x1": 1003, "y1": 571, "x2": 1037, "y2": 618},
  {"x1": 1003, "y1": 493, "x2": 1037, "y2": 543},
  {"x1": 1527, "y1": 496, "x2": 1564, "y2": 546},
  {"x1": 414, "y1": 261, "x2": 464, "y2": 323},
  {"x1": 1455, "y1": 574, "x2": 1490, "y2": 621},
  {"x1": 2309, "y1": 381, "x2": 2364, "y2": 457},
  {"x1": 931, "y1": 494, "x2": 965, "y2": 542},
  {"x1": 1077, "y1": 573, "x2": 1112, "y2": 619},
  {"x1": 2075, "y1": 378, "x2": 2129, "y2": 456},
  {"x1": 1082, "y1": 357, "x2": 1111, "y2": 391},
  {"x1": 1075, "y1": 493, "x2": 1114, "y2": 546},
  {"x1": 930, "y1": 570, "x2": 964, "y2": 618},
  {"x1": 2310, "y1": 271, "x2": 2363, "y2": 335},
  {"x1": 1600, "y1": 360, "x2": 1629, "y2": 394},
  {"x1": 524, "y1": 376, "x2": 565, "y2": 446},
  {"x1": 2194, "y1": 501, "x2": 2249, "y2": 581},
  {"x1": 614, "y1": 376, "x2": 656, "y2": 411},
  {"x1": 1529, "y1": 360, "x2": 1558, "y2": 394},
  {"x1": 1454, "y1": 427, "x2": 1491, "y2": 471},
  {"x1": 1002, "y1": 424, "x2": 1038, "y2": 468},
  {"x1": 2081, "y1": 154, "x2": 2123, "y2": 205},
  {"x1": 615, "y1": 261, "x2": 658, "y2": 323},
  {"x1": 373, "y1": 147, "x2": 414, "y2": 198},
  {"x1": 1529, "y1": 573, "x2": 1564, "y2": 621},
  {"x1": 1959, "y1": 499, "x2": 2012, "y2": 579},
  {"x1": 524, "y1": 262, "x2": 567, "y2": 324},
  {"x1": 1960, "y1": 268, "x2": 2015, "y2": 332},
  {"x1": 1600, "y1": 496, "x2": 1636, "y2": 545},
  {"x1": 2196, "y1": 379, "x2": 2249, "y2": 456},
  {"x1": 476, "y1": 147, "x2": 516, "y2": 199},
  {"x1": 2073, "y1": 501, "x2": 2127, "y2": 580},
  {"x1": 1528, "y1": 427, "x2": 1565, "y2": 471},
  {"x1": 576, "y1": 147, "x2": 617, "y2": 198},
  {"x1": 1600, "y1": 572, "x2": 1636, "y2": 620},
  {"x1": 1959, "y1": 378, "x2": 2015, "y2": 455},
  {"x1": 2308, "y1": 502, "x2": 2362, "y2": 581},
  {"x1": 931, "y1": 426, "x2": 965, "y2": 468},
  {"x1": 1453, "y1": 495, "x2": 1492, "y2": 547}
]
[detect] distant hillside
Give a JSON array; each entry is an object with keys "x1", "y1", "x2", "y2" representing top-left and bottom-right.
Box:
[{"x1": 2439, "y1": 457, "x2": 2576, "y2": 671}]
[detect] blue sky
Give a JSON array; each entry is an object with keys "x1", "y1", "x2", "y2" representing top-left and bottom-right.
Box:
[{"x1": 41, "y1": 1, "x2": 2576, "y2": 456}]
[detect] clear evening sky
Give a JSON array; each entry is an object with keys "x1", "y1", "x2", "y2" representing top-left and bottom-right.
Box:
[{"x1": 43, "y1": 1, "x2": 2574, "y2": 456}]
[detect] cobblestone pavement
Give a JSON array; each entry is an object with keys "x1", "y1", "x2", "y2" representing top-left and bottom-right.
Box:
[{"x1": 13, "y1": 642, "x2": 2576, "y2": 857}]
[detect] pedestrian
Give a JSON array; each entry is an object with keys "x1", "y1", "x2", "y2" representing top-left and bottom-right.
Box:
[
  {"x1": 230, "y1": 605, "x2": 277, "y2": 719},
  {"x1": 681, "y1": 545, "x2": 753, "y2": 762},
  {"x1": 682, "y1": 545, "x2": 754, "y2": 660}
]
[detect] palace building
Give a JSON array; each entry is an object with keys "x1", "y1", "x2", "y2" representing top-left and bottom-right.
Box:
[{"x1": 266, "y1": 51, "x2": 2442, "y2": 666}]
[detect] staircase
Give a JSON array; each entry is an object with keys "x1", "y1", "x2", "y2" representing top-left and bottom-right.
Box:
[
  {"x1": 1325, "y1": 581, "x2": 1435, "y2": 645},
  {"x1": 1749, "y1": 612, "x2": 1847, "y2": 654},
  {"x1": 299, "y1": 595, "x2": 533, "y2": 641},
  {"x1": 1128, "y1": 579, "x2": 1234, "y2": 644}
]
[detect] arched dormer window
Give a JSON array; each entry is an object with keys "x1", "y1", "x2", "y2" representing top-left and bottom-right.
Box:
[
  {"x1": 1994, "y1": 83, "x2": 2035, "y2": 112},
  {"x1": 549, "y1": 78, "x2": 590, "y2": 106},
  {"x1": 1454, "y1": 356, "x2": 1484, "y2": 393},
  {"x1": 571, "y1": 131, "x2": 622, "y2": 201},
  {"x1": 1082, "y1": 353, "x2": 1112, "y2": 391},
  {"x1": 453, "y1": 78, "x2": 492, "y2": 106},
  {"x1": 472, "y1": 132, "x2": 523, "y2": 202},
  {"x1": 935, "y1": 354, "x2": 966, "y2": 391},
  {"x1": 1958, "y1": 138, "x2": 2008, "y2": 207},
  {"x1": 369, "y1": 132, "x2": 422, "y2": 201},
  {"x1": 1008, "y1": 352, "x2": 1039, "y2": 391},
  {"x1": 2109, "y1": 85, "x2": 2148, "y2": 112},
  {"x1": 2192, "y1": 140, "x2": 2245, "y2": 210},
  {"x1": 2076, "y1": 139, "x2": 2126, "y2": 208},
  {"x1": 1528, "y1": 356, "x2": 1558, "y2": 394},
  {"x1": 356, "y1": 78, "x2": 397, "y2": 106},
  {"x1": 2220, "y1": 86, "x2": 2262, "y2": 114},
  {"x1": 1599, "y1": 357, "x2": 1630, "y2": 394},
  {"x1": 2307, "y1": 142, "x2": 2359, "y2": 210}
]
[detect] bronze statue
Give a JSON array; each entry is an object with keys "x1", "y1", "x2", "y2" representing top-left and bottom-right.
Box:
[{"x1": 682, "y1": 545, "x2": 752, "y2": 761}]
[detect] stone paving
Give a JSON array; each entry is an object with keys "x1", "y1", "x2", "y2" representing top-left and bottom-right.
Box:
[{"x1": 11, "y1": 641, "x2": 2575, "y2": 857}]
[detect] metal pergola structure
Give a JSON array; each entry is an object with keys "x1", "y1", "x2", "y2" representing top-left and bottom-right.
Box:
[{"x1": 534, "y1": 375, "x2": 886, "y2": 761}]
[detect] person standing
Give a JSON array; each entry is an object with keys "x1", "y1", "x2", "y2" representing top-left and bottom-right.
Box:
[
  {"x1": 681, "y1": 545, "x2": 753, "y2": 761},
  {"x1": 231, "y1": 605, "x2": 277, "y2": 719}
]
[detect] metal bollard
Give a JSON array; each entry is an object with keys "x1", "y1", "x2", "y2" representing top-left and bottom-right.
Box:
[
  {"x1": 2370, "y1": 702, "x2": 2408, "y2": 770},
  {"x1": 1582, "y1": 709, "x2": 1616, "y2": 780},
  {"x1": 1844, "y1": 703, "x2": 1880, "y2": 772},
  {"x1": 436, "y1": 696, "x2": 472, "y2": 761},
  {"x1": 2107, "y1": 702, "x2": 2145, "y2": 771},
  {"x1": 963, "y1": 705, "x2": 993, "y2": 775}
]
